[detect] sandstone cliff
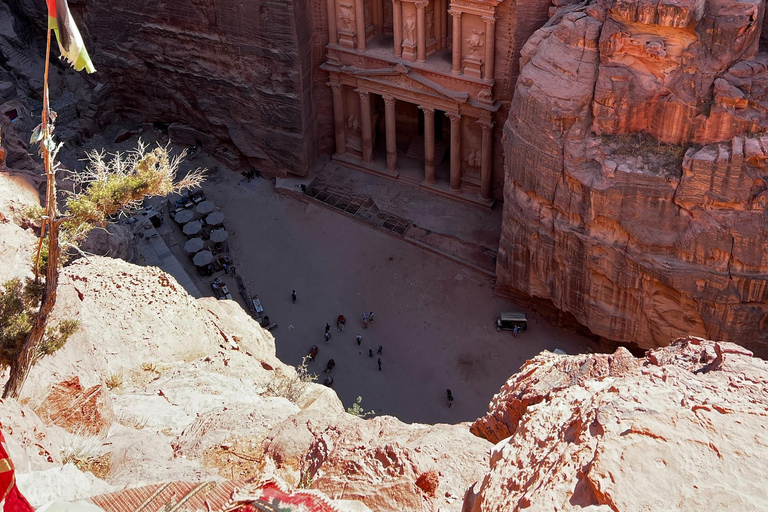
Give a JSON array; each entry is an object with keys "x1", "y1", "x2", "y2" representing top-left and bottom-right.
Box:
[
  {"x1": 2, "y1": 252, "x2": 489, "y2": 512},
  {"x1": 466, "y1": 338, "x2": 768, "y2": 511},
  {"x1": 496, "y1": 0, "x2": 768, "y2": 355},
  {"x1": 0, "y1": 158, "x2": 488, "y2": 511}
]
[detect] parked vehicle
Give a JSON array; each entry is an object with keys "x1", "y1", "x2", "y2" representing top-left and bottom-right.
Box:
[{"x1": 496, "y1": 312, "x2": 528, "y2": 333}]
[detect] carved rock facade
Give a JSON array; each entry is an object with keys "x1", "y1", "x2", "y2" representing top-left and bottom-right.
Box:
[{"x1": 496, "y1": 0, "x2": 768, "y2": 356}]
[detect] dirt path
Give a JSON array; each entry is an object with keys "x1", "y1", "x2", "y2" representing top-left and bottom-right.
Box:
[{"x1": 200, "y1": 174, "x2": 593, "y2": 424}]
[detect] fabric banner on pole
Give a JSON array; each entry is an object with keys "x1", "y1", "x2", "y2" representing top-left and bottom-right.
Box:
[{"x1": 47, "y1": 0, "x2": 96, "y2": 73}]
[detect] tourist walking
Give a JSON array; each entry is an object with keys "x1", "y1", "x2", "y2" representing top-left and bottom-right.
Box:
[
  {"x1": 324, "y1": 331, "x2": 331, "y2": 343},
  {"x1": 368, "y1": 311, "x2": 374, "y2": 323},
  {"x1": 378, "y1": 358, "x2": 382, "y2": 371},
  {"x1": 368, "y1": 348, "x2": 373, "y2": 358},
  {"x1": 446, "y1": 389, "x2": 454, "y2": 408},
  {"x1": 356, "y1": 334, "x2": 362, "y2": 345},
  {"x1": 291, "y1": 290, "x2": 296, "y2": 304},
  {"x1": 362, "y1": 313, "x2": 369, "y2": 329},
  {"x1": 377, "y1": 345, "x2": 382, "y2": 354}
]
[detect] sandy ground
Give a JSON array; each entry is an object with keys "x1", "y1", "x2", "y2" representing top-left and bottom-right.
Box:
[{"x1": 194, "y1": 172, "x2": 594, "y2": 425}]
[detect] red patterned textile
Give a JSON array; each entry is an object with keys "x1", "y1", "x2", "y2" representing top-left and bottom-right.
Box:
[{"x1": 0, "y1": 430, "x2": 34, "y2": 512}]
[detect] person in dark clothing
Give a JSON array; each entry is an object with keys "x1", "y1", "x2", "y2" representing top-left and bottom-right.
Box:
[
  {"x1": 291, "y1": 290, "x2": 296, "y2": 303},
  {"x1": 368, "y1": 348, "x2": 373, "y2": 358},
  {"x1": 377, "y1": 358, "x2": 382, "y2": 371},
  {"x1": 377, "y1": 345, "x2": 382, "y2": 354},
  {"x1": 356, "y1": 334, "x2": 362, "y2": 345},
  {"x1": 446, "y1": 389, "x2": 454, "y2": 408}
]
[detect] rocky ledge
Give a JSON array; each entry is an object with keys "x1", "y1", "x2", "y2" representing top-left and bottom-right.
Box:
[{"x1": 466, "y1": 337, "x2": 768, "y2": 511}]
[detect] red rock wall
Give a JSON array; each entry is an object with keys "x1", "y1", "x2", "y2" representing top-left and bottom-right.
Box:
[
  {"x1": 496, "y1": 0, "x2": 768, "y2": 356},
  {"x1": 68, "y1": 0, "x2": 320, "y2": 177}
]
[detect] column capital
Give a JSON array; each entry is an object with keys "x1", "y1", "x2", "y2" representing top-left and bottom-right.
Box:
[
  {"x1": 477, "y1": 118, "x2": 494, "y2": 130},
  {"x1": 445, "y1": 112, "x2": 461, "y2": 123},
  {"x1": 481, "y1": 15, "x2": 497, "y2": 24},
  {"x1": 448, "y1": 9, "x2": 462, "y2": 18},
  {"x1": 418, "y1": 105, "x2": 435, "y2": 116},
  {"x1": 328, "y1": 82, "x2": 343, "y2": 91},
  {"x1": 355, "y1": 89, "x2": 370, "y2": 99},
  {"x1": 383, "y1": 95, "x2": 397, "y2": 105},
  {"x1": 415, "y1": 0, "x2": 429, "y2": 8}
]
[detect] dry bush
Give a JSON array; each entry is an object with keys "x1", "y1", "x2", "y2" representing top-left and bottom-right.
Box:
[
  {"x1": 263, "y1": 356, "x2": 317, "y2": 402},
  {"x1": 115, "y1": 410, "x2": 147, "y2": 430},
  {"x1": 60, "y1": 429, "x2": 111, "y2": 478},
  {"x1": 105, "y1": 370, "x2": 124, "y2": 390},
  {"x1": 602, "y1": 133, "x2": 687, "y2": 178}
]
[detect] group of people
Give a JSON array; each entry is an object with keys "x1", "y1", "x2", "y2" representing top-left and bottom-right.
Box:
[
  {"x1": 293, "y1": 290, "x2": 453, "y2": 407},
  {"x1": 322, "y1": 310, "x2": 383, "y2": 372}
]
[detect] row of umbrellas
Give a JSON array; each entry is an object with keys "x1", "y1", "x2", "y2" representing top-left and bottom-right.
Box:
[
  {"x1": 176, "y1": 210, "x2": 226, "y2": 227},
  {"x1": 184, "y1": 228, "x2": 229, "y2": 266}
]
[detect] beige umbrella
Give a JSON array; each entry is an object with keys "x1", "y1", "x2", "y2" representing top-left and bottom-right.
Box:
[
  {"x1": 184, "y1": 237, "x2": 204, "y2": 254},
  {"x1": 196, "y1": 200, "x2": 215, "y2": 215},
  {"x1": 174, "y1": 209, "x2": 194, "y2": 224},
  {"x1": 183, "y1": 221, "x2": 202, "y2": 236},
  {"x1": 193, "y1": 250, "x2": 214, "y2": 266},
  {"x1": 206, "y1": 211, "x2": 225, "y2": 226},
  {"x1": 210, "y1": 229, "x2": 228, "y2": 243}
]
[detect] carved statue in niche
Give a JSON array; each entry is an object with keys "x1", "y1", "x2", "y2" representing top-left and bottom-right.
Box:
[
  {"x1": 466, "y1": 149, "x2": 481, "y2": 168},
  {"x1": 466, "y1": 29, "x2": 484, "y2": 58},
  {"x1": 339, "y1": 4, "x2": 355, "y2": 30},
  {"x1": 347, "y1": 116, "x2": 361, "y2": 133},
  {"x1": 644, "y1": 40, "x2": 667, "y2": 59},
  {"x1": 426, "y1": 11, "x2": 434, "y2": 39},
  {"x1": 403, "y1": 15, "x2": 416, "y2": 44}
]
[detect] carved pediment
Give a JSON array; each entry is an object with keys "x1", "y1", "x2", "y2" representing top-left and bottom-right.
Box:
[{"x1": 338, "y1": 65, "x2": 470, "y2": 103}]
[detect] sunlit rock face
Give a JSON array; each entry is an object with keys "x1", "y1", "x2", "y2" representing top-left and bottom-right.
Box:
[
  {"x1": 464, "y1": 338, "x2": 768, "y2": 511},
  {"x1": 496, "y1": 0, "x2": 768, "y2": 356}
]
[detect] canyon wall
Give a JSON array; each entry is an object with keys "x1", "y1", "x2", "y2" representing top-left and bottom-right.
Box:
[
  {"x1": 10, "y1": 0, "x2": 327, "y2": 177},
  {"x1": 496, "y1": 0, "x2": 768, "y2": 356}
]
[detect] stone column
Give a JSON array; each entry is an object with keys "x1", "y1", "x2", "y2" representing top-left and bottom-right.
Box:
[
  {"x1": 326, "y1": 0, "x2": 338, "y2": 44},
  {"x1": 446, "y1": 112, "x2": 461, "y2": 192},
  {"x1": 416, "y1": 1, "x2": 428, "y2": 62},
  {"x1": 330, "y1": 83, "x2": 346, "y2": 155},
  {"x1": 442, "y1": 0, "x2": 448, "y2": 48},
  {"x1": 482, "y1": 16, "x2": 496, "y2": 82},
  {"x1": 393, "y1": 0, "x2": 403, "y2": 58},
  {"x1": 478, "y1": 118, "x2": 494, "y2": 201},
  {"x1": 450, "y1": 10, "x2": 462, "y2": 75},
  {"x1": 355, "y1": 0, "x2": 366, "y2": 50},
  {"x1": 374, "y1": 0, "x2": 384, "y2": 33},
  {"x1": 358, "y1": 90, "x2": 373, "y2": 163},
  {"x1": 420, "y1": 106, "x2": 436, "y2": 184},
  {"x1": 435, "y1": 0, "x2": 443, "y2": 49},
  {"x1": 383, "y1": 95, "x2": 397, "y2": 173}
]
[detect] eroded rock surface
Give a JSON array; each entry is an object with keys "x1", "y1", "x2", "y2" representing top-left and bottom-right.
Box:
[
  {"x1": 465, "y1": 338, "x2": 768, "y2": 511},
  {"x1": 12, "y1": 0, "x2": 325, "y2": 176},
  {"x1": 497, "y1": 0, "x2": 768, "y2": 355}
]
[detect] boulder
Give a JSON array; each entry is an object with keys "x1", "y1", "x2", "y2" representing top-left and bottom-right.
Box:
[{"x1": 464, "y1": 338, "x2": 768, "y2": 511}]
